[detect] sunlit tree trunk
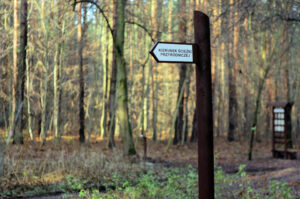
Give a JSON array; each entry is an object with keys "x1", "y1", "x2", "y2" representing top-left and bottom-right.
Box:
[
  {"x1": 142, "y1": 57, "x2": 150, "y2": 137},
  {"x1": 182, "y1": 68, "x2": 191, "y2": 144},
  {"x1": 100, "y1": 26, "x2": 109, "y2": 138},
  {"x1": 10, "y1": 0, "x2": 19, "y2": 144},
  {"x1": 40, "y1": 1, "x2": 50, "y2": 145},
  {"x1": 53, "y1": 0, "x2": 64, "y2": 141},
  {"x1": 115, "y1": 0, "x2": 136, "y2": 155},
  {"x1": 25, "y1": 1, "x2": 35, "y2": 141},
  {"x1": 163, "y1": 1, "x2": 172, "y2": 135},
  {"x1": 107, "y1": 0, "x2": 118, "y2": 148},
  {"x1": 151, "y1": 0, "x2": 162, "y2": 141},
  {"x1": 168, "y1": 66, "x2": 191, "y2": 148},
  {"x1": 173, "y1": 0, "x2": 187, "y2": 145},
  {"x1": 26, "y1": 45, "x2": 33, "y2": 140},
  {"x1": 101, "y1": 0, "x2": 112, "y2": 141},
  {"x1": 168, "y1": 0, "x2": 172, "y2": 41}
]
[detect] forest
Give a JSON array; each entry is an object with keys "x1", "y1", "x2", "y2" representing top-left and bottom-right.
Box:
[{"x1": 0, "y1": 0, "x2": 299, "y2": 198}]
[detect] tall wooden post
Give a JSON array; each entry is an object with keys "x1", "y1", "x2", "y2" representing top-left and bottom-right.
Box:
[
  {"x1": 194, "y1": 11, "x2": 214, "y2": 199},
  {"x1": 149, "y1": 10, "x2": 214, "y2": 199}
]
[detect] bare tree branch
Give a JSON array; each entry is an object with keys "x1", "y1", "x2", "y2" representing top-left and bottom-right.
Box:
[
  {"x1": 71, "y1": 0, "x2": 114, "y2": 37},
  {"x1": 125, "y1": 20, "x2": 155, "y2": 42}
]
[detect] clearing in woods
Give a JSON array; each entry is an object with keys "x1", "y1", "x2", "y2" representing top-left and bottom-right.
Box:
[{"x1": 0, "y1": 135, "x2": 299, "y2": 198}]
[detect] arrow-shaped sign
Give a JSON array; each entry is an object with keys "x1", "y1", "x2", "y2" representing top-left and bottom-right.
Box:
[{"x1": 149, "y1": 42, "x2": 196, "y2": 63}]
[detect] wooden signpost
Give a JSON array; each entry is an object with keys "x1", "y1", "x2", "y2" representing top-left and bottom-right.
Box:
[{"x1": 149, "y1": 11, "x2": 214, "y2": 199}]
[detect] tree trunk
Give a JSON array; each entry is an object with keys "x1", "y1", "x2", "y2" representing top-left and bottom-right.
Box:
[
  {"x1": 282, "y1": 4, "x2": 292, "y2": 147},
  {"x1": 168, "y1": 67, "x2": 191, "y2": 149},
  {"x1": 248, "y1": 36, "x2": 273, "y2": 160},
  {"x1": 40, "y1": 1, "x2": 49, "y2": 145},
  {"x1": 26, "y1": 47, "x2": 33, "y2": 141},
  {"x1": 115, "y1": 0, "x2": 136, "y2": 155},
  {"x1": 182, "y1": 72, "x2": 191, "y2": 144},
  {"x1": 243, "y1": 16, "x2": 249, "y2": 137},
  {"x1": 11, "y1": 0, "x2": 18, "y2": 139},
  {"x1": 11, "y1": 0, "x2": 21, "y2": 144},
  {"x1": 13, "y1": 0, "x2": 27, "y2": 144},
  {"x1": 151, "y1": 0, "x2": 162, "y2": 141},
  {"x1": 78, "y1": 3, "x2": 85, "y2": 143},
  {"x1": 168, "y1": 0, "x2": 172, "y2": 41},
  {"x1": 248, "y1": 83, "x2": 264, "y2": 160},
  {"x1": 107, "y1": 0, "x2": 118, "y2": 149},
  {"x1": 53, "y1": 0, "x2": 64, "y2": 141},
  {"x1": 100, "y1": 25, "x2": 109, "y2": 138},
  {"x1": 190, "y1": 109, "x2": 197, "y2": 142},
  {"x1": 173, "y1": 0, "x2": 187, "y2": 145},
  {"x1": 227, "y1": 0, "x2": 238, "y2": 142}
]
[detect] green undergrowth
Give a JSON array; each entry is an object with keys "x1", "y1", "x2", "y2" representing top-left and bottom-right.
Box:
[
  {"x1": 71, "y1": 165, "x2": 295, "y2": 199},
  {"x1": 63, "y1": 165, "x2": 198, "y2": 199},
  {"x1": 215, "y1": 164, "x2": 295, "y2": 199},
  {"x1": 0, "y1": 149, "x2": 296, "y2": 199},
  {"x1": 1, "y1": 164, "x2": 297, "y2": 198}
]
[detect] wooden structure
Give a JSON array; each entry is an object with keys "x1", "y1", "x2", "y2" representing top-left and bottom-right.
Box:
[{"x1": 268, "y1": 102, "x2": 296, "y2": 159}]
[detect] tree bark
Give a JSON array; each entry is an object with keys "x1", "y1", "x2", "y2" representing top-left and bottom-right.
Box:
[
  {"x1": 78, "y1": 3, "x2": 85, "y2": 143},
  {"x1": 26, "y1": 46, "x2": 33, "y2": 140},
  {"x1": 13, "y1": 0, "x2": 27, "y2": 144},
  {"x1": 100, "y1": 19, "x2": 109, "y2": 138},
  {"x1": 115, "y1": 0, "x2": 136, "y2": 155},
  {"x1": 243, "y1": 16, "x2": 249, "y2": 137},
  {"x1": 282, "y1": 2, "x2": 293, "y2": 147},
  {"x1": 40, "y1": 0, "x2": 50, "y2": 145},
  {"x1": 151, "y1": 0, "x2": 162, "y2": 141},
  {"x1": 11, "y1": 0, "x2": 20, "y2": 144},
  {"x1": 107, "y1": 0, "x2": 118, "y2": 149},
  {"x1": 173, "y1": 0, "x2": 187, "y2": 145},
  {"x1": 227, "y1": 0, "x2": 238, "y2": 142},
  {"x1": 190, "y1": 109, "x2": 197, "y2": 142},
  {"x1": 53, "y1": 0, "x2": 64, "y2": 141},
  {"x1": 11, "y1": 0, "x2": 18, "y2": 139}
]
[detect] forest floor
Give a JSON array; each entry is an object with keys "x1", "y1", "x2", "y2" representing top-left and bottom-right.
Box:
[
  {"x1": 0, "y1": 134, "x2": 299, "y2": 198},
  {"x1": 148, "y1": 136, "x2": 300, "y2": 197}
]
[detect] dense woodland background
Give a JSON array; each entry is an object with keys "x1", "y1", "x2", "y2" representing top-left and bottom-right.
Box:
[{"x1": 0, "y1": 0, "x2": 299, "y2": 154}]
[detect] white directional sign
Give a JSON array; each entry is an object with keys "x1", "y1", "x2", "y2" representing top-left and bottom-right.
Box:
[{"x1": 149, "y1": 42, "x2": 195, "y2": 63}]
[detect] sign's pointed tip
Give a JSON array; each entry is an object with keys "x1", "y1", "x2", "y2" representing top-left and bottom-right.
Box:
[{"x1": 149, "y1": 41, "x2": 159, "y2": 54}]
